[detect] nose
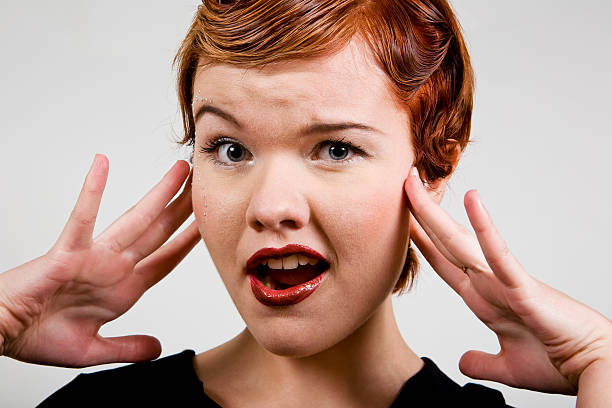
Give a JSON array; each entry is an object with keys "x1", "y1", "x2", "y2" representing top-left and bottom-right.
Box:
[{"x1": 245, "y1": 158, "x2": 310, "y2": 233}]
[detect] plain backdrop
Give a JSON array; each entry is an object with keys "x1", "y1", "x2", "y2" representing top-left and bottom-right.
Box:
[{"x1": 1, "y1": 1, "x2": 611, "y2": 406}]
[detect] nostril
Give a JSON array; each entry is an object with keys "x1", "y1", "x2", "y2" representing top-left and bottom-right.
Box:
[
  {"x1": 279, "y1": 219, "x2": 300, "y2": 229},
  {"x1": 251, "y1": 218, "x2": 301, "y2": 231}
]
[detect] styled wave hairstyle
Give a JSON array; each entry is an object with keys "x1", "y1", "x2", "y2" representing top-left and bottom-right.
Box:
[{"x1": 175, "y1": 0, "x2": 474, "y2": 293}]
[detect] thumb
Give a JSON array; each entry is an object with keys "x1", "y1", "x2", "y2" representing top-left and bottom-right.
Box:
[
  {"x1": 84, "y1": 335, "x2": 162, "y2": 366},
  {"x1": 459, "y1": 350, "x2": 507, "y2": 383}
]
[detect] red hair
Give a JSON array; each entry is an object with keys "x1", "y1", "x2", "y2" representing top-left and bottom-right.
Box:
[{"x1": 174, "y1": 0, "x2": 474, "y2": 293}]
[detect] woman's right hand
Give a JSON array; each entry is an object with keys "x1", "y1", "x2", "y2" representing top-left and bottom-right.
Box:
[{"x1": 0, "y1": 154, "x2": 200, "y2": 367}]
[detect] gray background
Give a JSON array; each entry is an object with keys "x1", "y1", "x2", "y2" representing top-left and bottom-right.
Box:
[{"x1": 1, "y1": 1, "x2": 611, "y2": 406}]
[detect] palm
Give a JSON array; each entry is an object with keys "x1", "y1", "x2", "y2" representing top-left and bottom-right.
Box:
[
  {"x1": 404, "y1": 168, "x2": 611, "y2": 394},
  {"x1": 0, "y1": 155, "x2": 200, "y2": 367},
  {"x1": 457, "y1": 269, "x2": 574, "y2": 392}
]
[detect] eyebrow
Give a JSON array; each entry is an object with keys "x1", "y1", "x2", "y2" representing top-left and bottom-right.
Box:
[{"x1": 193, "y1": 103, "x2": 383, "y2": 136}]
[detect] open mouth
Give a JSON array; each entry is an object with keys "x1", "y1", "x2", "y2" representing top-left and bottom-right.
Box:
[
  {"x1": 252, "y1": 255, "x2": 329, "y2": 290},
  {"x1": 246, "y1": 246, "x2": 330, "y2": 306}
]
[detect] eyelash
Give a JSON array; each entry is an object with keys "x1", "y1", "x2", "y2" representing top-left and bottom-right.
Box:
[
  {"x1": 199, "y1": 136, "x2": 248, "y2": 167},
  {"x1": 199, "y1": 135, "x2": 368, "y2": 167}
]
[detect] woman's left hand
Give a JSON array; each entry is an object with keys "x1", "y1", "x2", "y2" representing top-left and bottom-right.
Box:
[{"x1": 404, "y1": 167, "x2": 612, "y2": 394}]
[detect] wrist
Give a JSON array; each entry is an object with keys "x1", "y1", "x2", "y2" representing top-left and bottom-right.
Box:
[
  {"x1": 577, "y1": 328, "x2": 612, "y2": 383},
  {"x1": 577, "y1": 356, "x2": 612, "y2": 407},
  {"x1": 559, "y1": 317, "x2": 612, "y2": 384}
]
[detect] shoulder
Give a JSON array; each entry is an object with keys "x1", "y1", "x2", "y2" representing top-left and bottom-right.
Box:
[
  {"x1": 37, "y1": 350, "x2": 217, "y2": 407},
  {"x1": 391, "y1": 357, "x2": 514, "y2": 408}
]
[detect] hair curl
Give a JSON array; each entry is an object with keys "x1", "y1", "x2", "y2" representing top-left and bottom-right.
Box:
[{"x1": 174, "y1": 0, "x2": 474, "y2": 293}]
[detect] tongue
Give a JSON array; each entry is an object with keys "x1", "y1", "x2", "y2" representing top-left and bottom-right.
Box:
[{"x1": 268, "y1": 265, "x2": 321, "y2": 286}]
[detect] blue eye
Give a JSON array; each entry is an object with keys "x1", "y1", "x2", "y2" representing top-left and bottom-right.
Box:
[
  {"x1": 199, "y1": 135, "x2": 367, "y2": 167},
  {"x1": 316, "y1": 138, "x2": 365, "y2": 162},
  {"x1": 327, "y1": 143, "x2": 349, "y2": 160},
  {"x1": 199, "y1": 136, "x2": 252, "y2": 166},
  {"x1": 219, "y1": 142, "x2": 247, "y2": 162}
]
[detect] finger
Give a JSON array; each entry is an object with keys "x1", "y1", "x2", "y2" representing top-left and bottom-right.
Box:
[
  {"x1": 127, "y1": 171, "x2": 193, "y2": 262},
  {"x1": 404, "y1": 168, "x2": 490, "y2": 274},
  {"x1": 409, "y1": 213, "x2": 469, "y2": 292},
  {"x1": 132, "y1": 220, "x2": 201, "y2": 291},
  {"x1": 459, "y1": 350, "x2": 506, "y2": 382},
  {"x1": 57, "y1": 154, "x2": 109, "y2": 250},
  {"x1": 83, "y1": 334, "x2": 161, "y2": 366},
  {"x1": 464, "y1": 190, "x2": 528, "y2": 288},
  {"x1": 460, "y1": 347, "x2": 571, "y2": 392},
  {"x1": 411, "y1": 206, "x2": 463, "y2": 267},
  {"x1": 97, "y1": 160, "x2": 190, "y2": 253}
]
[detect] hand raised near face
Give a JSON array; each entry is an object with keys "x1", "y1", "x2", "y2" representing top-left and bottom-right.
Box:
[
  {"x1": 0, "y1": 155, "x2": 200, "y2": 367},
  {"x1": 404, "y1": 167, "x2": 612, "y2": 397}
]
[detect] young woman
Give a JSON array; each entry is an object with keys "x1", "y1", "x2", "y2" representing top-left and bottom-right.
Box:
[{"x1": 1, "y1": 1, "x2": 610, "y2": 406}]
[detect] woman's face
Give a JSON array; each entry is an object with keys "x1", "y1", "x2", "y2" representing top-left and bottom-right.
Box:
[{"x1": 192, "y1": 38, "x2": 414, "y2": 357}]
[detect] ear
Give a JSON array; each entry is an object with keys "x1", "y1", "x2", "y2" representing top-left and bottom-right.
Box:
[{"x1": 419, "y1": 143, "x2": 462, "y2": 204}]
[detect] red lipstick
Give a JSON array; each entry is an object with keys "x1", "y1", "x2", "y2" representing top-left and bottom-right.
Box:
[
  {"x1": 247, "y1": 244, "x2": 329, "y2": 307},
  {"x1": 249, "y1": 272, "x2": 327, "y2": 306}
]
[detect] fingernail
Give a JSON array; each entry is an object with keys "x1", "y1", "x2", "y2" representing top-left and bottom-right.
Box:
[
  {"x1": 410, "y1": 167, "x2": 419, "y2": 178},
  {"x1": 91, "y1": 153, "x2": 107, "y2": 174}
]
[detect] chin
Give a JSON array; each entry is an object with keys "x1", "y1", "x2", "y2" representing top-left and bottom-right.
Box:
[{"x1": 248, "y1": 318, "x2": 341, "y2": 358}]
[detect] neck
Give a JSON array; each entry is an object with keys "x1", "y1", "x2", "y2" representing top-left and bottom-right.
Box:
[{"x1": 196, "y1": 296, "x2": 423, "y2": 407}]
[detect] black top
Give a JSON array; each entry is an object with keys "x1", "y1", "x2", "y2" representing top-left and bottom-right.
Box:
[{"x1": 38, "y1": 350, "x2": 512, "y2": 407}]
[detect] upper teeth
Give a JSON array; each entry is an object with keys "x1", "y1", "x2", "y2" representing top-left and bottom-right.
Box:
[{"x1": 262, "y1": 254, "x2": 320, "y2": 270}]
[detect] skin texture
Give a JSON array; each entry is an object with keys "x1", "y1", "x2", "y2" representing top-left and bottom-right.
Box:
[
  {"x1": 191, "y1": 38, "x2": 428, "y2": 406},
  {"x1": 0, "y1": 156, "x2": 200, "y2": 366},
  {"x1": 191, "y1": 36, "x2": 612, "y2": 406},
  {"x1": 0, "y1": 32, "x2": 610, "y2": 408},
  {"x1": 193, "y1": 38, "x2": 415, "y2": 356},
  {"x1": 405, "y1": 174, "x2": 612, "y2": 400}
]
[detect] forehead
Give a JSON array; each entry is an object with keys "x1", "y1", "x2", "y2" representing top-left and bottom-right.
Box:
[{"x1": 192, "y1": 38, "x2": 405, "y2": 125}]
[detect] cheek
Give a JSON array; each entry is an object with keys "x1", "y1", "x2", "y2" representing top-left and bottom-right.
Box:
[
  {"x1": 192, "y1": 176, "x2": 247, "y2": 267},
  {"x1": 333, "y1": 185, "x2": 408, "y2": 259},
  {"x1": 324, "y1": 160, "x2": 412, "y2": 302},
  {"x1": 317, "y1": 172, "x2": 410, "y2": 287}
]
